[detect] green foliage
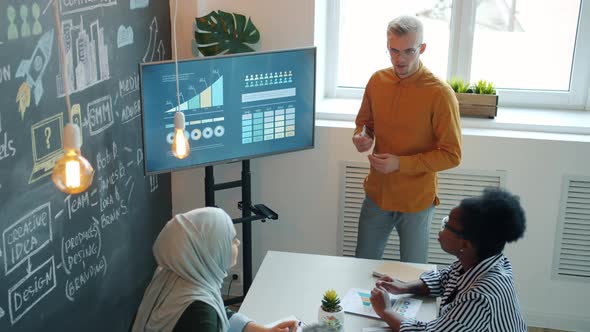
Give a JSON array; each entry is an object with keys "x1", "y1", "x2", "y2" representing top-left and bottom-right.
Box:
[
  {"x1": 321, "y1": 289, "x2": 342, "y2": 312},
  {"x1": 448, "y1": 77, "x2": 471, "y2": 93},
  {"x1": 472, "y1": 79, "x2": 496, "y2": 95},
  {"x1": 447, "y1": 78, "x2": 496, "y2": 95},
  {"x1": 192, "y1": 10, "x2": 260, "y2": 57}
]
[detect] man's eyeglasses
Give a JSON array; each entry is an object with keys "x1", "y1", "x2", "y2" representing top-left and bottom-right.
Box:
[
  {"x1": 387, "y1": 44, "x2": 423, "y2": 58},
  {"x1": 441, "y1": 216, "x2": 464, "y2": 238}
]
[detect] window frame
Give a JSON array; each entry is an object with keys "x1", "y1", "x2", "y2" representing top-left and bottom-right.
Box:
[{"x1": 323, "y1": 0, "x2": 590, "y2": 111}]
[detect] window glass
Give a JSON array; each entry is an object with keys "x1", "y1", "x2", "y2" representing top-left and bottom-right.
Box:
[
  {"x1": 337, "y1": 0, "x2": 451, "y2": 88},
  {"x1": 471, "y1": 0, "x2": 580, "y2": 91}
]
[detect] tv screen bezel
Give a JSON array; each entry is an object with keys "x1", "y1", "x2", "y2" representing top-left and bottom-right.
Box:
[{"x1": 139, "y1": 46, "x2": 316, "y2": 175}]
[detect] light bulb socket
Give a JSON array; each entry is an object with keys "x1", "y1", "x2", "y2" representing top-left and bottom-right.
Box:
[
  {"x1": 63, "y1": 123, "x2": 82, "y2": 150},
  {"x1": 174, "y1": 111, "x2": 186, "y2": 130}
]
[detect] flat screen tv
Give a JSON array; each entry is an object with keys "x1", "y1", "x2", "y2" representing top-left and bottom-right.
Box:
[{"x1": 139, "y1": 47, "x2": 316, "y2": 174}]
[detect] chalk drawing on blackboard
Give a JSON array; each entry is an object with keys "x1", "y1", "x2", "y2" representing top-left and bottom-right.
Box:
[
  {"x1": 117, "y1": 25, "x2": 134, "y2": 48},
  {"x1": 130, "y1": 0, "x2": 149, "y2": 10},
  {"x1": 71, "y1": 104, "x2": 83, "y2": 145},
  {"x1": 7, "y1": 6, "x2": 18, "y2": 40},
  {"x1": 8, "y1": 256, "x2": 56, "y2": 324},
  {"x1": 149, "y1": 174, "x2": 158, "y2": 192},
  {"x1": 87, "y1": 95, "x2": 114, "y2": 136},
  {"x1": 15, "y1": 29, "x2": 53, "y2": 106},
  {"x1": 42, "y1": 0, "x2": 52, "y2": 15},
  {"x1": 59, "y1": 0, "x2": 117, "y2": 15},
  {"x1": 60, "y1": 220, "x2": 101, "y2": 276},
  {"x1": 56, "y1": 17, "x2": 110, "y2": 97},
  {"x1": 16, "y1": 82, "x2": 31, "y2": 120},
  {"x1": 2, "y1": 202, "x2": 53, "y2": 275},
  {"x1": 0, "y1": 305, "x2": 4, "y2": 319},
  {"x1": 20, "y1": 5, "x2": 31, "y2": 38},
  {"x1": 29, "y1": 113, "x2": 63, "y2": 184},
  {"x1": 143, "y1": 17, "x2": 165, "y2": 62},
  {"x1": 0, "y1": 64, "x2": 11, "y2": 84},
  {"x1": 32, "y1": 3, "x2": 42, "y2": 35}
]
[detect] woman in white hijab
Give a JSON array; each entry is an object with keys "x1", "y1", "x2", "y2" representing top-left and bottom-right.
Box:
[{"x1": 133, "y1": 207, "x2": 297, "y2": 332}]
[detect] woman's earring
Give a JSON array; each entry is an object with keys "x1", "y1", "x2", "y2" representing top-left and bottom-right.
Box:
[{"x1": 459, "y1": 248, "x2": 464, "y2": 253}]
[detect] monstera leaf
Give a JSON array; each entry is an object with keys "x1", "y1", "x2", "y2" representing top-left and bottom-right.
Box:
[{"x1": 192, "y1": 10, "x2": 260, "y2": 56}]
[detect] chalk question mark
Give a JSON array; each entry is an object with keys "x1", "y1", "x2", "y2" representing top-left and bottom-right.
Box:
[{"x1": 44, "y1": 127, "x2": 51, "y2": 149}]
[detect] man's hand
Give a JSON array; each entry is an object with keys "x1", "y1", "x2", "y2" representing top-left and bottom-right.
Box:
[
  {"x1": 376, "y1": 276, "x2": 409, "y2": 295},
  {"x1": 368, "y1": 153, "x2": 400, "y2": 173},
  {"x1": 352, "y1": 134, "x2": 374, "y2": 153},
  {"x1": 370, "y1": 286, "x2": 392, "y2": 317}
]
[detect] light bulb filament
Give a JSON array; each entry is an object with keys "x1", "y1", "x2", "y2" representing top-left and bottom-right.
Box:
[{"x1": 65, "y1": 159, "x2": 81, "y2": 188}]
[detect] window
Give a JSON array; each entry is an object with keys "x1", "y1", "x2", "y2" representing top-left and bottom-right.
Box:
[{"x1": 324, "y1": 0, "x2": 590, "y2": 110}]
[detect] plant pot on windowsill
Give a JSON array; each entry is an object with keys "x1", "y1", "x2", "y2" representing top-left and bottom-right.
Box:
[
  {"x1": 455, "y1": 93, "x2": 498, "y2": 119},
  {"x1": 448, "y1": 78, "x2": 498, "y2": 119}
]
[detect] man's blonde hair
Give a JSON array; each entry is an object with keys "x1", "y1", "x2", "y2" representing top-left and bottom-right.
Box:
[{"x1": 387, "y1": 15, "x2": 424, "y2": 43}]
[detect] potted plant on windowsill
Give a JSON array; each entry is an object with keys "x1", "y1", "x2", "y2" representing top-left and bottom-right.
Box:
[
  {"x1": 318, "y1": 289, "x2": 345, "y2": 332},
  {"x1": 448, "y1": 78, "x2": 498, "y2": 119}
]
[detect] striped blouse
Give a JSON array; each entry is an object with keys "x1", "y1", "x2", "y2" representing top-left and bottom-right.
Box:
[{"x1": 400, "y1": 253, "x2": 527, "y2": 332}]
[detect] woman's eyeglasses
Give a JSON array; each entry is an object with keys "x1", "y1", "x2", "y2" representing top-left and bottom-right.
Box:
[{"x1": 441, "y1": 216, "x2": 464, "y2": 238}]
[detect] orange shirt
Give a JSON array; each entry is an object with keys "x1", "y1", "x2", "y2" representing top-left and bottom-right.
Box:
[{"x1": 355, "y1": 63, "x2": 462, "y2": 212}]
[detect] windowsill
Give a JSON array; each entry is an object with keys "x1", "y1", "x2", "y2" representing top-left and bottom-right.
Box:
[{"x1": 316, "y1": 98, "x2": 590, "y2": 142}]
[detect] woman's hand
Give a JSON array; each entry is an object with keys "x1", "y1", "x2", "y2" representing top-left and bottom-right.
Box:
[
  {"x1": 267, "y1": 320, "x2": 298, "y2": 332},
  {"x1": 375, "y1": 276, "x2": 409, "y2": 294},
  {"x1": 246, "y1": 320, "x2": 298, "y2": 332},
  {"x1": 370, "y1": 286, "x2": 392, "y2": 317}
]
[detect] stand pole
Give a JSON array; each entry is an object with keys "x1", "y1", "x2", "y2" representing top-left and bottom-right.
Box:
[
  {"x1": 241, "y1": 160, "x2": 252, "y2": 294},
  {"x1": 204, "y1": 161, "x2": 253, "y2": 302}
]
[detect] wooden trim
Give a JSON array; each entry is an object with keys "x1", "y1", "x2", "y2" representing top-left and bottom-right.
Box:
[{"x1": 456, "y1": 93, "x2": 498, "y2": 118}]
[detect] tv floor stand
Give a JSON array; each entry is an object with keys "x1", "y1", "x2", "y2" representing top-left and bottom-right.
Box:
[{"x1": 205, "y1": 160, "x2": 278, "y2": 306}]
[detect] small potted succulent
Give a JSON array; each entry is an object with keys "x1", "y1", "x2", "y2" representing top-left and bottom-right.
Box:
[
  {"x1": 318, "y1": 289, "x2": 345, "y2": 332},
  {"x1": 448, "y1": 77, "x2": 498, "y2": 119}
]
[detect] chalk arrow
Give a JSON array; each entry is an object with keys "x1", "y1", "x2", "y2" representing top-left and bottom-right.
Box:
[
  {"x1": 0, "y1": 306, "x2": 5, "y2": 319},
  {"x1": 142, "y1": 17, "x2": 158, "y2": 62},
  {"x1": 157, "y1": 40, "x2": 165, "y2": 60}
]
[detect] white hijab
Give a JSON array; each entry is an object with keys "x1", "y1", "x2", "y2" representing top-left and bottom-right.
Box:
[{"x1": 132, "y1": 207, "x2": 234, "y2": 332}]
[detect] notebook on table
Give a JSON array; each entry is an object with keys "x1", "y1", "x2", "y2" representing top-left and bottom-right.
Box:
[{"x1": 372, "y1": 261, "x2": 430, "y2": 282}]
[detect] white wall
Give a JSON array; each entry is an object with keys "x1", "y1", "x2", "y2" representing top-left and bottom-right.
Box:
[{"x1": 172, "y1": 1, "x2": 590, "y2": 330}]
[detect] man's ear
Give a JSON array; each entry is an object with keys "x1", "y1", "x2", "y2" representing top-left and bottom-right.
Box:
[{"x1": 420, "y1": 43, "x2": 427, "y2": 54}]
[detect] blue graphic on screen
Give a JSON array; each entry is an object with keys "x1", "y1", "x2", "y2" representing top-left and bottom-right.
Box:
[{"x1": 140, "y1": 47, "x2": 315, "y2": 174}]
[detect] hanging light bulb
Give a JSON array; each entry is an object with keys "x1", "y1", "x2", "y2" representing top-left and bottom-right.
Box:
[
  {"x1": 50, "y1": 0, "x2": 94, "y2": 194},
  {"x1": 52, "y1": 123, "x2": 94, "y2": 194},
  {"x1": 170, "y1": 0, "x2": 189, "y2": 159},
  {"x1": 171, "y1": 111, "x2": 190, "y2": 159}
]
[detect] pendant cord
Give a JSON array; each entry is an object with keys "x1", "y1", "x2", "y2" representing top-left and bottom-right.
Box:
[
  {"x1": 52, "y1": 0, "x2": 73, "y2": 124},
  {"x1": 174, "y1": 0, "x2": 181, "y2": 112}
]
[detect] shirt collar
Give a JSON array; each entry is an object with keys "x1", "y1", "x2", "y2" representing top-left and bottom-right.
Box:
[{"x1": 456, "y1": 253, "x2": 505, "y2": 291}]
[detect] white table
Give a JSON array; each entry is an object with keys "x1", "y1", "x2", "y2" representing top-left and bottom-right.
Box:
[{"x1": 239, "y1": 251, "x2": 438, "y2": 331}]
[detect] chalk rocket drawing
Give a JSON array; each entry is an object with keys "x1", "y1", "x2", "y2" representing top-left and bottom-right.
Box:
[{"x1": 15, "y1": 29, "x2": 53, "y2": 106}]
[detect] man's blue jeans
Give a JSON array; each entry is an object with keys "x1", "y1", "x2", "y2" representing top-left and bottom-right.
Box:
[{"x1": 355, "y1": 196, "x2": 434, "y2": 263}]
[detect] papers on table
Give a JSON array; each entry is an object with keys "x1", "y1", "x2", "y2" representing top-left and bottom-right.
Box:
[{"x1": 341, "y1": 288, "x2": 422, "y2": 319}]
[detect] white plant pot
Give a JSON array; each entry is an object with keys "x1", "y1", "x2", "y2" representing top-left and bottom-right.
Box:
[{"x1": 318, "y1": 306, "x2": 345, "y2": 332}]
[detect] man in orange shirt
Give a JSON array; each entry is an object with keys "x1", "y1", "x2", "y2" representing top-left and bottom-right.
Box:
[{"x1": 352, "y1": 15, "x2": 462, "y2": 263}]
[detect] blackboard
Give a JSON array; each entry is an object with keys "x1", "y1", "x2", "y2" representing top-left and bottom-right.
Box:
[{"x1": 0, "y1": 1, "x2": 172, "y2": 331}]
